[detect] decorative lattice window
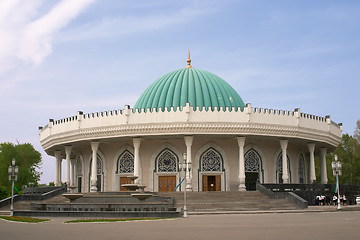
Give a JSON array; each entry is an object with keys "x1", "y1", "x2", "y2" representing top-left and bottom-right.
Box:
[
  {"x1": 298, "y1": 154, "x2": 306, "y2": 183},
  {"x1": 277, "y1": 153, "x2": 290, "y2": 173},
  {"x1": 118, "y1": 151, "x2": 134, "y2": 173},
  {"x1": 201, "y1": 148, "x2": 222, "y2": 172},
  {"x1": 157, "y1": 149, "x2": 177, "y2": 172},
  {"x1": 76, "y1": 158, "x2": 82, "y2": 176},
  {"x1": 245, "y1": 149, "x2": 261, "y2": 172},
  {"x1": 96, "y1": 158, "x2": 103, "y2": 174},
  {"x1": 90, "y1": 154, "x2": 103, "y2": 175}
]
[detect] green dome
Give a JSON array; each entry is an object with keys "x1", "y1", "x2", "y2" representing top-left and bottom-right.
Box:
[{"x1": 134, "y1": 67, "x2": 245, "y2": 112}]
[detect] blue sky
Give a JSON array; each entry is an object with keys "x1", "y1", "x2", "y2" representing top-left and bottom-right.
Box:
[{"x1": 1, "y1": 0, "x2": 359, "y2": 184}]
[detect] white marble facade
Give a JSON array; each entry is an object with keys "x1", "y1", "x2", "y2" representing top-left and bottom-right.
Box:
[{"x1": 40, "y1": 104, "x2": 342, "y2": 193}]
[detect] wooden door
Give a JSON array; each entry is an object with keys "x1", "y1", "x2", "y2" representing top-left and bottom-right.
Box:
[
  {"x1": 203, "y1": 175, "x2": 221, "y2": 191},
  {"x1": 158, "y1": 176, "x2": 176, "y2": 192},
  {"x1": 215, "y1": 175, "x2": 221, "y2": 191},
  {"x1": 120, "y1": 177, "x2": 132, "y2": 191},
  {"x1": 202, "y1": 175, "x2": 208, "y2": 191}
]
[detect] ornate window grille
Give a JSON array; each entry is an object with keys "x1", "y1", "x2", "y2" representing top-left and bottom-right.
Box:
[
  {"x1": 89, "y1": 154, "x2": 104, "y2": 191},
  {"x1": 76, "y1": 157, "x2": 82, "y2": 176},
  {"x1": 245, "y1": 149, "x2": 261, "y2": 172},
  {"x1": 298, "y1": 154, "x2": 306, "y2": 183},
  {"x1": 201, "y1": 148, "x2": 222, "y2": 172},
  {"x1": 96, "y1": 158, "x2": 103, "y2": 174},
  {"x1": 89, "y1": 155, "x2": 103, "y2": 173},
  {"x1": 157, "y1": 149, "x2": 177, "y2": 172},
  {"x1": 277, "y1": 152, "x2": 291, "y2": 183},
  {"x1": 118, "y1": 151, "x2": 134, "y2": 173}
]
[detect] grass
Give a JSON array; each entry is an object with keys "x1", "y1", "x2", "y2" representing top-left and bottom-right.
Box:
[
  {"x1": 0, "y1": 216, "x2": 50, "y2": 223},
  {"x1": 64, "y1": 217, "x2": 172, "y2": 223}
]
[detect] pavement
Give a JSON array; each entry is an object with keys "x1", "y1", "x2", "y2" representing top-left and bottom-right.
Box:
[
  {"x1": 1, "y1": 209, "x2": 360, "y2": 240},
  {"x1": 1, "y1": 204, "x2": 359, "y2": 216}
]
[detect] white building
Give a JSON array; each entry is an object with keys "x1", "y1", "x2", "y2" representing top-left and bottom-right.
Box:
[{"x1": 39, "y1": 55, "x2": 342, "y2": 193}]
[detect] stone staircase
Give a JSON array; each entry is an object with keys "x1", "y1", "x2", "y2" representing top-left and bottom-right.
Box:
[
  {"x1": 158, "y1": 191, "x2": 302, "y2": 212},
  {"x1": 0, "y1": 194, "x2": 70, "y2": 212},
  {"x1": 1, "y1": 190, "x2": 302, "y2": 217},
  {"x1": 9, "y1": 192, "x2": 180, "y2": 218}
]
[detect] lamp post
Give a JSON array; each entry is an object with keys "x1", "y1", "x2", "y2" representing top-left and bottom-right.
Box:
[
  {"x1": 8, "y1": 158, "x2": 19, "y2": 216},
  {"x1": 332, "y1": 154, "x2": 342, "y2": 210},
  {"x1": 180, "y1": 153, "x2": 188, "y2": 218}
]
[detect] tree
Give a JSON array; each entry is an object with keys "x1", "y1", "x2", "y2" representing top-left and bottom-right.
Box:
[{"x1": 0, "y1": 142, "x2": 42, "y2": 199}]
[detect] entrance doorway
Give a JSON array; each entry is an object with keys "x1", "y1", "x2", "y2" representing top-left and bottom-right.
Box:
[
  {"x1": 245, "y1": 172, "x2": 258, "y2": 191},
  {"x1": 77, "y1": 176, "x2": 82, "y2": 193},
  {"x1": 120, "y1": 177, "x2": 132, "y2": 191},
  {"x1": 96, "y1": 174, "x2": 102, "y2": 192},
  {"x1": 158, "y1": 176, "x2": 176, "y2": 192},
  {"x1": 202, "y1": 175, "x2": 221, "y2": 191}
]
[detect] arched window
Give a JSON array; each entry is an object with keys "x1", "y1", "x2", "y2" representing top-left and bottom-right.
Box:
[
  {"x1": 156, "y1": 149, "x2": 178, "y2": 172},
  {"x1": 277, "y1": 152, "x2": 291, "y2": 183},
  {"x1": 76, "y1": 157, "x2": 83, "y2": 193},
  {"x1": 201, "y1": 148, "x2": 223, "y2": 172},
  {"x1": 245, "y1": 149, "x2": 261, "y2": 172},
  {"x1": 76, "y1": 157, "x2": 82, "y2": 177},
  {"x1": 89, "y1": 154, "x2": 104, "y2": 192},
  {"x1": 298, "y1": 154, "x2": 306, "y2": 183},
  {"x1": 117, "y1": 150, "x2": 134, "y2": 174}
]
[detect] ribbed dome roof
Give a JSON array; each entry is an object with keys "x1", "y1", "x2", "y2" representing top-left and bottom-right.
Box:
[{"x1": 134, "y1": 66, "x2": 245, "y2": 112}]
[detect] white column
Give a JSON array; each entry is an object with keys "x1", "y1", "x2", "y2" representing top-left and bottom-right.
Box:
[
  {"x1": 320, "y1": 148, "x2": 328, "y2": 184},
  {"x1": 65, "y1": 146, "x2": 72, "y2": 188},
  {"x1": 308, "y1": 143, "x2": 316, "y2": 183},
  {"x1": 184, "y1": 136, "x2": 193, "y2": 191},
  {"x1": 237, "y1": 137, "x2": 246, "y2": 191},
  {"x1": 71, "y1": 158, "x2": 75, "y2": 186},
  {"x1": 59, "y1": 158, "x2": 62, "y2": 185},
  {"x1": 280, "y1": 140, "x2": 289, "y2": 183},
  {"x1": 90, "y1": 142, "x2": 100, "y2": 192},
  {"x1": 133, "y1": 138, "x2": 142, "y2": 184},
  {"x1": 54, "y1": 151, "x2": 62, "y2": 186}
]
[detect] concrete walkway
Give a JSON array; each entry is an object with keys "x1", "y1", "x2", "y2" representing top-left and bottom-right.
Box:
[{"x1": 1, "y1": 210, "x2": 360, "y2": 240}]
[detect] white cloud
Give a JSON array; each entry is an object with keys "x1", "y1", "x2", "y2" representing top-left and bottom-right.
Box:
[
  {"x1": 19, "y1": 0, "x2": 96, "y2": 65},
  {"x1": 0, "y1": 0, "x2": 95, "y2": 69},
  {"x1": 0, "y1": 0, "x2": 96, "y2": 95}
]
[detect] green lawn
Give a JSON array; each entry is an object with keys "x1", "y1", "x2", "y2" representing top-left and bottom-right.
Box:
[
  {"x1": 0, "y1": 216, "x2": 50, "y2": 223},
  {"x1": 65, "y1": 217, "x2": 172, "y2": 223}
]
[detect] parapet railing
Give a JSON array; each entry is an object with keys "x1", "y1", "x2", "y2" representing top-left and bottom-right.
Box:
[
  {"x1": 261, "y1": 183, "x2": 360, "y2": 206},
  {"x1": 0, "y1": 186, "x2": 66, "y2": 208},
  {"x1": 39, "y1": 103, "x2": 342, "y2": 133}
]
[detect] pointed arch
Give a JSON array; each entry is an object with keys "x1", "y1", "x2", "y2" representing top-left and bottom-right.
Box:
[
  {"x1": 155, "y1": 148, "x2": 179, "y2": 172},
  {"x1": 200, "y1": 147, "x2": 224, "y2": 172},
  {"x1": 149, "y1": 143, "x2": 182, "y2": 192},
  {"x1": 75, "y1": 154, "x2": 84, "y2": 193},
  {"x1": 244, "y1": 148, "x2": 264, "y2": 186},
  {"x1": 195, "y1": 142, "x2": 229, "y2": 191},
  {"x1": 117, "y1": 150, "x2": 134, "y2": 174}
]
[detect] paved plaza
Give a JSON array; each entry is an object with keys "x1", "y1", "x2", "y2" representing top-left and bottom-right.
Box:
[{"x1": 1, "y1": 211, "x2": 359, "y2": 240}]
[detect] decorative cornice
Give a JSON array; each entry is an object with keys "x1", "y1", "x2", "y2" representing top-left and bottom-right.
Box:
[{"x1": 40, "y1": 122, "x2": 341, "y2": 151}]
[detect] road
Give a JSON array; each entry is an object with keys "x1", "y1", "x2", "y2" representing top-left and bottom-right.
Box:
[{"x1": 1, "y1": 211, "x2": 359, "y2": 240}]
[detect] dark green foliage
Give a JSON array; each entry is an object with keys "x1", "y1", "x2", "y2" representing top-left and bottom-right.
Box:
[
  {"x1": 316, "y1": 120, "x2": 360, "y2": 185},
  {"x1": 0, "y1": 142, "x2": 42, "y2": 199}
]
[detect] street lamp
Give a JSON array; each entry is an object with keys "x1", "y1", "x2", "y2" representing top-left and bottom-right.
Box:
[
  {"x1": 332, "y1": 154, "x2": 342, "y2": 210},
  {"x1": 8, "y1": 158, "x2": 19, "y2": 216},
  {"x1": 180, "y1": 153, "x2": 188, "y2": 218}
]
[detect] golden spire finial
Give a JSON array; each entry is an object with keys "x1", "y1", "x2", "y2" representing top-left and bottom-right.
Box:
[{"x1": 186, "y1": 49, "x2": 192, "y2": 68}]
